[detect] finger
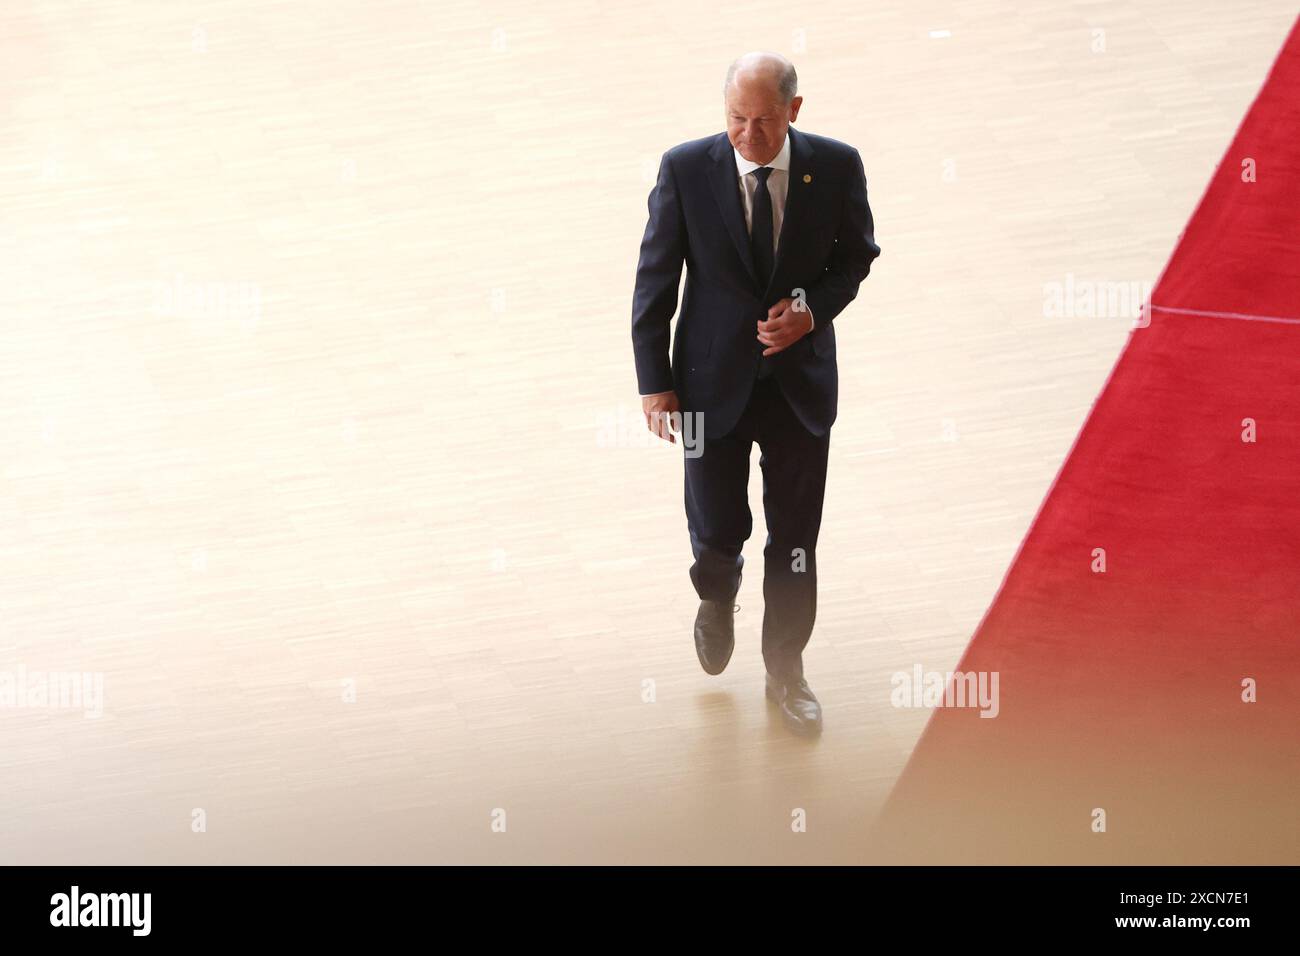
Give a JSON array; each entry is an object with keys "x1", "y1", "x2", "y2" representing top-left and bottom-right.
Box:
[
  {"x1": 650, "y1": 410, "x2": 665, "y2": 439},
  {"x1": 654, "y1": 410, "x2": 677, "y2": 444}
]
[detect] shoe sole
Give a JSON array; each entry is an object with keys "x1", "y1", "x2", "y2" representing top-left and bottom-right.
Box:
[
  {"x1": 765, "y1": 683, "x2": 823, "y2": 735},
  {"x1": 697, "y1": 640, "x2": 734, "y2": 675}
]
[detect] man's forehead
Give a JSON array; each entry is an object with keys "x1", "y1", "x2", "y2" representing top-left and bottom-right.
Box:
[{"x1": 725, "y1": 90, "x2": 782, "y2": 111}]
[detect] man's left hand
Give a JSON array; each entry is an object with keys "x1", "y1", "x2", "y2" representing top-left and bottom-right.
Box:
[{"x1": 757, "y1": 297, "x2": 814, "y2": 356}]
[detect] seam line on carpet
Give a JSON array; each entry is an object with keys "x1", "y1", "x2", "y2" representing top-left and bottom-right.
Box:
[{"x1": 1151, "y1": 304, "x2": 1300, "y2": 326}]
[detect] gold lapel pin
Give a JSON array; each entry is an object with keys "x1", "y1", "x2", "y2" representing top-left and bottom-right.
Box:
[{"x1": 803, "y1": 174, "x2": 812, "y2": 183}]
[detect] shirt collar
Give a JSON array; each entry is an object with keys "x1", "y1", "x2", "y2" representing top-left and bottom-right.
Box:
[{"x1": 734, "y1": 131, "x2": 791, "y2": 178}]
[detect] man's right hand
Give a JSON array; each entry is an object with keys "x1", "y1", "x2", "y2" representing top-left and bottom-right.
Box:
[{"x1": 641, "y1": 390, "x2": 681, "y2": 444}]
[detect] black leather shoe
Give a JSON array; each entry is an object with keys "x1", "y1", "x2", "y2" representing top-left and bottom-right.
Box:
[
  {"x1": 693, "y1": 599, "x2": 737, "y2": 675},
  {"x1": 765, "y1": 672, "x2": 823, "y2": 736}
]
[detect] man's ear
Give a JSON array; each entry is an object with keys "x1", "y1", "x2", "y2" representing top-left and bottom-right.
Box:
[{"x1": 788, "y1": 95, "x2": 803, "y2": 123}]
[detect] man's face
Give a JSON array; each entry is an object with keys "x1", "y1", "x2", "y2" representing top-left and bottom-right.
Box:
[{"x1": 725, "y1": 78, "x2": 802, "y2": 165}]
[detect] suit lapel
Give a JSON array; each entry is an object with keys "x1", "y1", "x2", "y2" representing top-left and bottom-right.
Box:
[
  {"x1": 769, "y1": 125, "x2": 814, "y2": 297},
  {"x1": 707, "y1": 134, "x2": 758, "y2": 287}
]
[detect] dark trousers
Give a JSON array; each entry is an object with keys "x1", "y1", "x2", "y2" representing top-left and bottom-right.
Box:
[{"x1": 684, "y1": 374, "x2": 830, "y2": 679}]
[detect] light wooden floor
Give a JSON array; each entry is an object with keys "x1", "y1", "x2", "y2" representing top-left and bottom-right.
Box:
[{"x1": 0, "y1": 0, "x2": 1294, "y2": 863}]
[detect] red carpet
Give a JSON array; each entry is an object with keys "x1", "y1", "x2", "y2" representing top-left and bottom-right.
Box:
[{"x1": 871, "y1": 16, "x2": 1300, "y2": 864}]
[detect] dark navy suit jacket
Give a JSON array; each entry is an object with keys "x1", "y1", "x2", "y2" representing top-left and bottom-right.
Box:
[{"x1": 632, "y1": 124, "x2": 880, "y2": 440}]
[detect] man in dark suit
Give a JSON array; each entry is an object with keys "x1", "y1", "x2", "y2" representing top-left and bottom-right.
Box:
[{"x1": 632, "y1": 51, "x2": 880, "y2": 736}]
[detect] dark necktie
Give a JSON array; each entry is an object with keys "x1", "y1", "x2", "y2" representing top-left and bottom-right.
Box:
[
  {"x1": 751, "y1": 166, "x2": 777, "y2": 379},
  {"x1": 750, "y1": 166, "x2": 775, "y2": 290}
]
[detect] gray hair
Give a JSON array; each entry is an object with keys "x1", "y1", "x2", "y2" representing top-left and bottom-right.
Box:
[{"x1": 723, "y1": 52, "x2": 798, "y2": 104}]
